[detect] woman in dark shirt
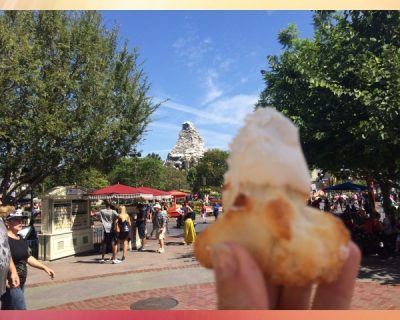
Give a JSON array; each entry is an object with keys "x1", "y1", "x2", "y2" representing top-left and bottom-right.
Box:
[{"x1": 1, "y1": 212, "x2": 55, "y2": 310}]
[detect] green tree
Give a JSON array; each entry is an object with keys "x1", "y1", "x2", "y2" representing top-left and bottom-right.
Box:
[
  {"x1": 258, "y1": 11, "x2": 400, "y2": 214},
  {"x1": 108, "y1": 157, "x2": 138, "y2": 187},
  {"x1": 42, "y1": 167, "x2": 109, "y2": 192},
  {"x1": 189, "y1": 149, "x2": 229, "y2": 193},
  {"x1": 0, "y1": 11, "x2": 158, "y2": 204},
  {"x1": 164, "y1": 166, "x2": 190, "y2": 191},
  {"x1": 137, "y1": 156, "x2": 166, "y2": 189},
  {"x1": 108, "y1": 156, "x2": 168, "y2": 190},
  {"x1": 146, "y1": 152, "x2": 162, "y2": 161}
]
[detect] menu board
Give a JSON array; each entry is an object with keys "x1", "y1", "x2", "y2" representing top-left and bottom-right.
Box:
[
  {"x1": 71, "y1": 200, "x2": 88, "y2": 230},
  {"x1": 53, "y1": 202, "x2": 72, "y2": 231}
]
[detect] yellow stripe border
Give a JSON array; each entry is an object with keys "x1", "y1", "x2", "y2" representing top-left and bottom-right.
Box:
[{"x1": 1, "y1": 0, "x2": 399, "y2": 10}]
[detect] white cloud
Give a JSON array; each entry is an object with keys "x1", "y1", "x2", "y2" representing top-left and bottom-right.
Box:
[
  {"x1": 148, "y1": 121, "x2": 181, "y2": 131},
  {"x1": 219, "y1": 58, "x2": 234, "y2": 71},
  {"x1": 200, "y1": 94, "x2": 259, "y2": 126},
  {"x1": 161, "y1": 100, "x2": 237, "y2": 125},
  {"x1": 240, "y1": 76, "x2": 249, "y2": 83},
  {"x1": 201, "y1": 69, "x2": 223, "y2": 105},
  {"x1": 199, "y1": 128, "x2": 234, "y2": 151},
  {"x1": 172, "y1": 24, "x2": 213, "y2": 68},
  {"x1": 158, "y1": 93, "x2": 259, "y2": 127}
]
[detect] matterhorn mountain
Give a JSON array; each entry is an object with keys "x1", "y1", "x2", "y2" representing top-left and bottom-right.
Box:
[{"x1": 166, "y1": 121, "x2": 206, "y2": 169}]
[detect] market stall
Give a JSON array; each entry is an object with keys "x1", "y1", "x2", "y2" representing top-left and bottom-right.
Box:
[{"x1": 38, "y1": 186, "x2": 92, "y2": 261}]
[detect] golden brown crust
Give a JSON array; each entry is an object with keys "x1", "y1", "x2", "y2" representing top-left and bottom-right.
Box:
[
  {"x1": 265, "y1": 198, "x2": 292, "y2": 241},
  {"x1": 194, "y1": 187, "x2": 350, "y2": 286}
]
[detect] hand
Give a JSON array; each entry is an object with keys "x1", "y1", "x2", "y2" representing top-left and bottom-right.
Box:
[
  {"x1": 211, "y1": 241, "x2": 361, "y2": 310},
  {"x1": 10, "y1": 271, "x2": 20, "y2": 288},
  {"x1": 6, "y1": 271, "x2": 20, "y2": 288},
  {"x1": 44, "y1": 267, "x2": 55, "y2": 280}
]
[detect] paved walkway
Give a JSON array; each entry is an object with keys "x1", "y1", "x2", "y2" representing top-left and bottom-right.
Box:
[{"x1": 24, "y1": 218, "x2": 400, "y2": 310}]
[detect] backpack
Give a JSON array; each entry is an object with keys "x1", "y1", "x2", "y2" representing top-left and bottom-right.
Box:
[{"x1": 120, "y1": 220, "x2": 130, "y2": 233}]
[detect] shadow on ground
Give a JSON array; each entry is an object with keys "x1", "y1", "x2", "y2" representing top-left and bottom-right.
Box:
[
  {"x1": 165, "y1": 241, "x2": 185, "y2": 246},
  {"x1": 171, "y1": 250, "x2": 197, "y2": 263},
  {"x1": 358, "y1": 254, "x2": 400, "y2": 285}
]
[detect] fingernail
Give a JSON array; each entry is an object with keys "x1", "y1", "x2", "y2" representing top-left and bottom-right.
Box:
[{"x1": 211, "y1": 243, "x2": 238, "y2": 280}]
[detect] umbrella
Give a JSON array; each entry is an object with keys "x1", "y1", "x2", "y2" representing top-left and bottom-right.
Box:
[
  {"x1": 324, "y1": 182, "x2": 368, "y2": 191},
  {"x1": 168, "y1": 190, "x2": 188, "y2": 198}
]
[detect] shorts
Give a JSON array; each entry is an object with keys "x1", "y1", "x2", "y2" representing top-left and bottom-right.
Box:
[
  {"x1": 118, "y1": 231, "x2": 130, "y2": 241},
  {"x1": 136, "y1": 221, "x2": 146, "y2": 239},
  {"x1": 156, "y1": 227, "x2": 166, "y2": 240},
  {"x1": 103, "y1": 231, "x2": 116, "y2": 246}
]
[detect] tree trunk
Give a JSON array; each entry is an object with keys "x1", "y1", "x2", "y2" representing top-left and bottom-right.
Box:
[{"x1": 380, "y1": 180, "x2": 395, "y2": 217}]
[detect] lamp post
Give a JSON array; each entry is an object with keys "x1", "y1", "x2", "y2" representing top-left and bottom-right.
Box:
[{"x1": 132, "y1": 151, "x2": 141, "y2": 187}]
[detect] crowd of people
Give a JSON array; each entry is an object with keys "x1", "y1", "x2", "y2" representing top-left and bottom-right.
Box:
[
  {"x1": 93, "y1": 200, "x2": 205, "y2": 264},
  {"x1": 308, "y1": 191, "x2": 400, "y2": 257}
]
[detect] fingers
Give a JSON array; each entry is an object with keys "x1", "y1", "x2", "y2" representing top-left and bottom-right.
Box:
[
  {"x1": 312, "y1": 241, "x2": 361, "y2": 310},
  {"x1": 277, "y1": 285, "x2": 313, "y2": 309},
  {"x1": 212, "y1": 242, "x2": 269, "y2": 309},
  {"x1": 10, "y1": 273, "x2": 20, "y2": 288},
  {"x1": 45, "y1": 267, "x2": 55, "y2": 279},
  {"x1": 12, "y1": 275, "x2": 20, "y2": 288}
]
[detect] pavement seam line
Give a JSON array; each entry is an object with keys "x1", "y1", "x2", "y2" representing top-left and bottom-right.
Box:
[{"x1": 26, "y1": 263, "x2": 202, "y2": 288}]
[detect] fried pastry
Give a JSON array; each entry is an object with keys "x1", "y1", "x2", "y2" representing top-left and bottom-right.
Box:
[{"x1": 194, "y1": 108, "x2": 350, "y2": 286}]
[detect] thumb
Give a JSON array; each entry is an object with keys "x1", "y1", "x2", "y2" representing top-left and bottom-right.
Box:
[{"x1": 212, "y1": 242, "x2": 269, "y2": 309}]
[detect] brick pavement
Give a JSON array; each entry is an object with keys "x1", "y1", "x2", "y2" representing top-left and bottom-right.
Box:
[
  {"x1": 41, "y1": 281, "x2": 400, "y2": 310},
  {"x1": 23, "y1": 221, "x2": 400, "y2": 310},
  {"x1": 351, "y1": 282, "x2": 400, "y2": 310},
  {"x1": 45, "y1": 283, "x2": 218, "y2": 310}
]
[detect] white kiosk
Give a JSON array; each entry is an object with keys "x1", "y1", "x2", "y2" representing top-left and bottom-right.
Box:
[{"x1": 38, "y1": 186, "x2": 93, "y2": 261}]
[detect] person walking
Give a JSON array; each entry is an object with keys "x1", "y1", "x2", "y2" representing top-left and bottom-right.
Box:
[
  {"x1": 1, "y1": 210, "x2": 19, "y2": 309},
  {"x1": 114, "y1": 205, "x2": 131, "y2": 261},
  {"x1": 213, "y1": 202, "x2": 221, "y2": 221},
  {"x1": 183, "y1": 210, "x2": 196, "y2": 245},
  {"x1": 153, "y1": 203, "x2": 167, "y2": 253},
  {"x1": 150, "y1": 203, "x2": 158, "y2": 238},
  {"x1": 97, "y1": 201, "x2": 119, "y2": 264},
  {"x1": 135, "y1": 203, "x2": 149, "y2": 251},
  {"x1": 161, "y1": 204, "x2": 170, "y2": 234},
  {"x1": 1, "y1": 211, "x2": 55, "y2": 310},
  {"x1": 201, "y1": 202, "x2": 207, "y2": 223}
]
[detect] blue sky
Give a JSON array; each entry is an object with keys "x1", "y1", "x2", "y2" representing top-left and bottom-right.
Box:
[{"x1": 102, "y1": 11, "x2": 315, "y2": 160}]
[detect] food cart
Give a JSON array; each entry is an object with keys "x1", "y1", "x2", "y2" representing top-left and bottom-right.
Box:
[
  {"x1": 167, "y1": 190, "x2": 188, "y2": 218},
  {"x1": 38, "y1": 186, "x2": 92, "y2": 261}
]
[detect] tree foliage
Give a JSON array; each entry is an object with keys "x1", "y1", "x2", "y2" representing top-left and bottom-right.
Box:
[
  {"x1": 108, "y1": 156, "x2": 189, "y2": 191},
  {"x1": 146, "y1": 152, "x2": 162, "y2": 161},
  {"x1": 188, "y1": 149, "x2": 229, "y2": 193},
  {"x1": 0, "y1": 11, "x2": 159, "y2": 204},
  {"x1": 258, "y1": 11, "x2": 400, "y2": 186},
  {"x1": 43, "y1": 167, "x2": 109, "y2": 192}
]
